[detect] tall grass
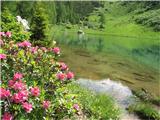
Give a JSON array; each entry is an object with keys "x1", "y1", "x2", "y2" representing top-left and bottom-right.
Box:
[
  {"x1": 66, "y1": 83, "x2": 121, "y2": 120},
  {"x1": 128, "y1": 102, "x2": 160, "y2": 120}
]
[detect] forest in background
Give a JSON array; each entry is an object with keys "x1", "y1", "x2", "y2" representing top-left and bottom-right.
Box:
[
  {"x1": 2, "y1": 1, "x2": 160, "y2": 31},
  {"x1": 1, "y1": 1, "x2": 103, "y2": 24}
]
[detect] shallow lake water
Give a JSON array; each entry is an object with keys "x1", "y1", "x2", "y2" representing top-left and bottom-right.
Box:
[
  {"x1": 77, "y1": 78, "x2": 140, "y2": 120},
  {"x1": 55, "y1": 30, "x2": 160, "y2": 97},
  {"x1": 77, "y1": 78, "x2": 134, "y2": 108}
]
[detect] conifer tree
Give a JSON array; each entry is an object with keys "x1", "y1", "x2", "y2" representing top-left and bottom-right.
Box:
[
  {"x1": 99, "y1": 12, "x2": 106, "y2": 29},
  {"x1": 30, "y1": 2, "x2": 49, "y2": 46}
]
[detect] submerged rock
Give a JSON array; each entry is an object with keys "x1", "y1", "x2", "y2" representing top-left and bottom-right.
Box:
[
  {"x1": 77, "y1": 78, "x2": 135, "y2": 108},
  {"x1": 77, "y1": 78, "x2": 140, "y2": 120}
]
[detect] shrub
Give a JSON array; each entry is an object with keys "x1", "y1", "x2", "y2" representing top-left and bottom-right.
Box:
[
  {"x1": 65, "y1": 24, "x2": 72, "y2": 29},
  {"x1": 0, "y1": 32, "x2": 80, "y2": 119},
  {"x1": 134, "y1": 9, "x2": 160, "y2": 31},
  {"x1": 1, "y1": 8, "x2": 31, "y2": 42},
  {"x1": 99, "y1": 24, "x2": 105, "y2": 29}
]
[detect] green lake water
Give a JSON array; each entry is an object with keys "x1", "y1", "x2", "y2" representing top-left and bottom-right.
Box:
[{"x1": 54, "y1": 30, "x2": 160, "y2": 96}]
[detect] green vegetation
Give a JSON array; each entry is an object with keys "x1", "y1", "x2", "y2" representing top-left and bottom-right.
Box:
[
  {"x1": 99, "y1": 12, "x2": 106, "y2": 29},
  {"x1": 133, "y1": 89, "x2": 160, "y2": 106},
  {"x1": 67, "y1": 83, "x2": 120, "y2": 119},
  {"x1": 1, "y1": 8, "x2": 30, "y2": 41},
  {"x1": 1, "y1": 1, "x2": 103, "y2": 24},
  {"x1": 86, "y1": 2, "x2": 160, "y2": 36},
  {"x1": 1, "y1": 1, "x2": 160, "y2": 119},
  {"x1": 30, "y1": 2, "x2": 49, "y2": 46},
  {"x1": 129, "y1": 89, "x2": 160, "y2": 120},
  {"x1": 134, "y1": 9, "x2": 160, "y2": 31},
  {"x1": 120, "y1": 1, "x2": 160, "y2": 31},
  {"x1": 128, "y1": 102, "x2": 160, "y2": 120}
]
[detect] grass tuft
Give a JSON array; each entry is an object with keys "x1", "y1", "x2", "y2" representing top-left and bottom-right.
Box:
[{"x1": 66, "y1": 83, "x2": 121, "y2": 120}]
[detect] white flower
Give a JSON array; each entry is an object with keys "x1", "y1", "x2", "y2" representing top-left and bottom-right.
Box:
[
  {"x1": 16, "y1": 16, "x2": 30, "y2": 31},
  {"x1": 16, "y1": 16, "x2": 22, "y2": 23}
]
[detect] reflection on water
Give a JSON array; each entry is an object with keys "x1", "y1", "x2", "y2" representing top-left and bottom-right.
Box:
[
  {"x1": 55, "y1": 31, "x2": 160, "y2": 70},
  {"x1": 77, "y1": 78, "x2": 135, "y2": 108}
]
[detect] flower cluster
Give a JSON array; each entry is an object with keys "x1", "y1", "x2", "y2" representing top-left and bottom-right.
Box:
[
  {"x1": 2, "y1": 112, "x2": 13, "y2": 120},
  {"x1": 30, "y1": 87, "x2": 40, "y2": 97},
  {"x1": 56, "y1": 71, "x2": 74, "y2": 81},
  {"x1": 0, "y1": 88, "x2": 11, "y2": 99},
  {"x1": 1, "y1": 73, "x2": 51, "y2": 119},
  {"x1": 0, "y1": 54, "x2": 6, "y2": 60},
  {"x1": 53, "y1": 47, "x2": 60, "y2": 54},
  {"x1": 17, "y1": 40, "x2": 31, "y2": 47},
  {"x1": 42, "y1": 100, "x2": 50, "y2": 109},
  {"x1": 60, "y1": 62, "x2": 68, "y2": 71},
  {"x1": 0, "y1": 31, "x2": 11, "y2": 38},
  {"x1": 1, "y1": 31, "x2": 79, "y2": 119}
]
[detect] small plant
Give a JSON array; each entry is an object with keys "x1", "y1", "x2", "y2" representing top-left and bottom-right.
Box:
[
  {"x1": 133, "y1": 89, "x2": 160, "y2": 106},
  {"x1": 67, "y1": 83, "x2": 120, "y2": 119},
  {"x1": 151, "y1": 97, "x2": 160, "y2": 106},
  {"x1": 128, "y1": 103, "x2": 160, "y2": 120}
]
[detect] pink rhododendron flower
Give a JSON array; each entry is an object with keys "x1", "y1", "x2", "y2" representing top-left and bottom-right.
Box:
[
  {"x1": 2, "y1": 112, "x2": 13, "y2": 120},
  {"x1": 12, "y1": 90, "x2": 28, "y2": 103},
  {"x1": 18, "y1": 90, "x2": 29, "y2": 101},
  {"x1": 42, "y1": 100, "x2": 50, "y2": 109},
  {"x1": 5, "y1": 31, "x2": 12, "y2": 38},
  {"x1": 60, "y1": 62, "x2": 68, "y2": 71},
  {"x1": 22, "y1": 102, "x2": 33, "y2": 113},
  {"x1": 66, "y1": 72, "x2": 74, "y2": 80},
  {"x1": 18, "y1": 41, "x2": 31, "y2": 47},
  {"x1": 0, "y1": 32, "x2": 5, "y2": 37},
  {"x1": 73, "y1": 104, "x2": 80, "y2": 111},
  {"x1": 31, "y1": 47, "x2": 38, "y2": 54},
  {"x1": 13, "y1": 73, "x2": 23, "y2": 80},
  {"x1": 41, "y1": 47, "x2": 47, "y2": 52},
  {"x1": 53, "y1": 47, "x2": 60, "y2": 54},
  {"x1": 0, "y1": 88, "x2": 11, "y2": 99},
  {"x1": 56, "y1": 73, "x2": 66, "y2": 81},
  {"x1": 0, "y1": 54, "x2": 6, "y2": 60},
  {"x1": 13, "y1": 81, "x2": 26, "y2": 91},
  {"x1": 30, "y1": 87, "x2": 40, "y2": 96},
  {"x1": 12, "y1": 93, "x2": 21, "y2": 103},
  {"x1": 8, "y1": 80, "x2": 15, "y2": 87}
]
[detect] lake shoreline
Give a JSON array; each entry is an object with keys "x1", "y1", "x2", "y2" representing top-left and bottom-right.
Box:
[{"x1": 59, "y1": 44, "x2": 160, "y2": 97}]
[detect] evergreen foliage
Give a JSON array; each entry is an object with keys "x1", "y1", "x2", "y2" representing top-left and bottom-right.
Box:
[
  {"x1": 99, "y1": 12, "x2": 106, "y2": 29},
  {"x1": 1, "y1": 1, "x2": 102, "y2": 24},
  {"x1": 30, "y1": 2, "x2": 49, "y2": 46}
]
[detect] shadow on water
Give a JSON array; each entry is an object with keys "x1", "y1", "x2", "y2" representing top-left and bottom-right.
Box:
[{"x1": 132, "y1": 45, "x2": 160, "y2": 69}]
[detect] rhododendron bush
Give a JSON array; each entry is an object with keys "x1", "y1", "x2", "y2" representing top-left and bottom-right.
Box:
[
  {"x1": 0, "y1": 32, "x2": 80, "y2": 119},
  {"x1": 1, "y1": 8, "x2": 31, "y2": 42}
]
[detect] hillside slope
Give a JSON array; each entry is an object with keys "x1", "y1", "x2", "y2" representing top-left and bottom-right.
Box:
[{"x1": 86, "y1": 2, "x2": 160, "y2": 38}]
